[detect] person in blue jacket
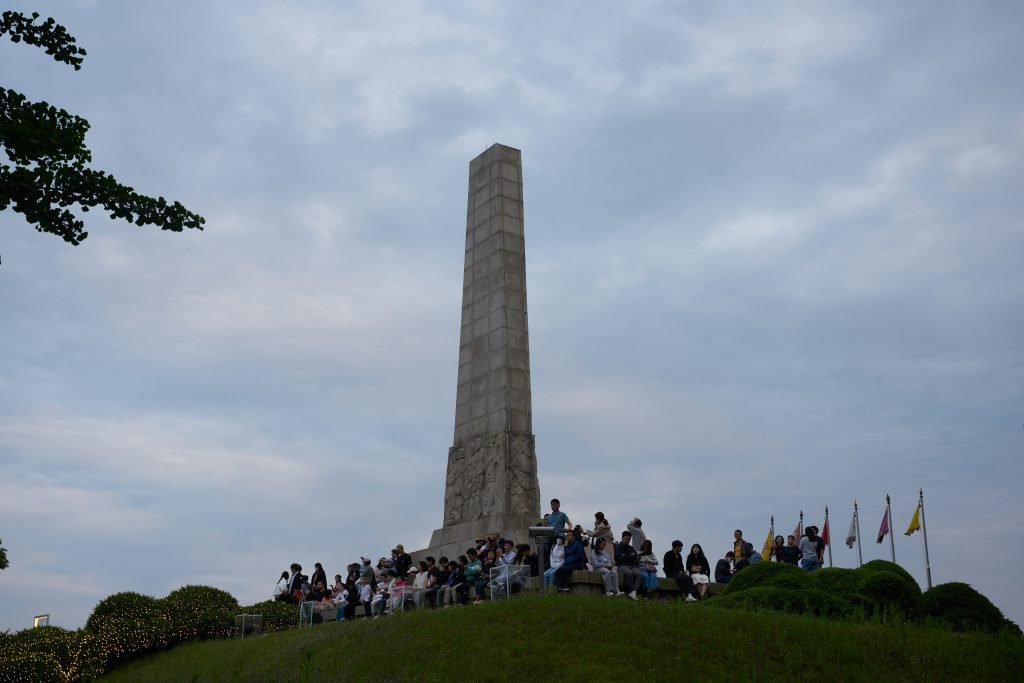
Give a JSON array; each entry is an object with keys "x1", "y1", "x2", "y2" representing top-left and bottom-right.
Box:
[{"x1": 554, "y1": 529, "x2": 586, "y2": 591}]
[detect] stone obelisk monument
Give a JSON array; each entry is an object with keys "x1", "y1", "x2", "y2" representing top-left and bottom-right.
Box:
[{"x1": 424, "y1": 143, "x2": 542, "y2": 560}]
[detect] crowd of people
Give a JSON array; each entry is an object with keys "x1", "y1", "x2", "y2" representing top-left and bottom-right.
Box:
[{"x1": 273, "y1": 499, "x2": 830, "y2": 619}]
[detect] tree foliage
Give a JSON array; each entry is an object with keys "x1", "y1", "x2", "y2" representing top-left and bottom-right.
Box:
[
  {"x1": 1, "y1": 11, "x2": 204, "y2": 245},
  {"x1": 0, "y1": 536, "x2": 8, "y2": 569}
]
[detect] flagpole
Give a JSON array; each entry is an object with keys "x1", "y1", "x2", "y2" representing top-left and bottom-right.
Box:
[
  {"x1": 886, "y1": 494, "x2": 896, "y2": 563},
  {"x1": 854, "y1": 500, "x2": 863, "y2": 567},
  {"x1": 919, "y1": 488, "x2": 932, "y2": 589},
  {"x1": 799, "y1": 509, "x2": 804, "y2": 538},
  {"x1": 770, "y1": 515, "x2": 774, "y2": 560},
  {"x1": 825, "y1": 505, "x2": 832, "y2": 567}
]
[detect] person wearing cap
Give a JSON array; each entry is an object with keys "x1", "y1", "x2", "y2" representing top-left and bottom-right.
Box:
[
  {"x1": 356, "y1": 576, "x2": 373, "y2": 618},
  {"x1": 407, "y1": 562, "x2": 428, "y2": 607},
  {"x1": 359, "y1": 556, "x2": 374, "y2": 578},
  {"x1": 663, "y1": 540, "x2": 696, "y2": 601}
]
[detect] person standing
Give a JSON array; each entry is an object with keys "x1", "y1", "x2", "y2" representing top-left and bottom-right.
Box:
[
  {"x1": 277, "y1": 563, "x2": 303, "y2": 605},
  {"x1": 544, "y1": 498, "x2": 571, "y2": 566},
  {"x1": 310, "y1": 562, "x2": 327, "y2": 591},
  {"x1": 799, "y1": 527, "x2": 821, "y2": 572},
  {"x1": 394, "y1": 545, "x2": 413, "y2": 576},
  {"x1": 732, "y1": 530, "x2": 753, "y2": 571},
  {"x1": 587, "y1": 511, "x2": 614, "y2": 545},
  {"x1": 546, "y1": 499, "x2": 572, "y2": 539},
  {"x1": 627, "y1": 518, "x2": 647, "y2": 552},
  {"x1": 777, "y1": 535, "x2": 801, "y2": 566},
  {"x1": 663, "y1": 540, "x2": 696, "y2": 601}
]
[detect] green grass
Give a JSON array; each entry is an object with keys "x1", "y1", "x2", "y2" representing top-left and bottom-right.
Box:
[{"x1": 102, "y1": 595, "x2": 1023, "y2": 682}]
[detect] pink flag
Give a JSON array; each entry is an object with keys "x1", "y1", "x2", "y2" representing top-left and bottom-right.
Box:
[
  {"x1": 876, "y1": 508, "x2": 890, "y2": 543},
  {"x1": 821, "y1": 517, "x2": 830, "y2": 545}
]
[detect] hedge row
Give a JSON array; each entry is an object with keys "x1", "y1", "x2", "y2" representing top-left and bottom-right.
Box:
[
  {"x1": 708, "y1": 559, "x2": 1019, "y2": 635},
  {"x1": 0, "y1": 586, "x2": 299, "y2": 682}
]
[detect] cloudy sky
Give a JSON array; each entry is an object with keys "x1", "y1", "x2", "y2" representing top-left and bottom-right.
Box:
[{"x1": 2, "y1": 0, "x2": 1022, "y2": 631}]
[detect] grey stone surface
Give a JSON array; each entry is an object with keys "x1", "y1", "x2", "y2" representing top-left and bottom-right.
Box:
[{"x1": 418, "y1": 143, "x2": 542, "y2": 561}]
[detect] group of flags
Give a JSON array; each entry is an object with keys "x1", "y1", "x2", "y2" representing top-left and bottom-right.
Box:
[
  {"x1": 760, "y1": 489, "x2": 933, "y2": 588},
  {"x1": 846, "y1": 492, "x2": 924, "y2": 546}
]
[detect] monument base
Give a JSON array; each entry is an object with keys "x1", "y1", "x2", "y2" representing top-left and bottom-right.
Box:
[{"x1": 412, "y1": 513, "x2": 543, "y2": 564}]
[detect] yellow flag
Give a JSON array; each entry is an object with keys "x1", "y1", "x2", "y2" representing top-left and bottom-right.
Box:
[
  {"x1": 905, "y1": 504, "x2": 921, "y2": 536},
  {"x1": 761, "y1": 528, "x2": 773, "y2": 558}
]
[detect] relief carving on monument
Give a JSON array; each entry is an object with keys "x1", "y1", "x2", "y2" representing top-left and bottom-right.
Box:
[
  {"x1": 508, "y1": 432, "x2": 539, "y2": 515},
  {"x1": 480, "y1": 433, "x2": 504, "y2": 518},
  {"x1": 444, "y1": 430, "x2": 540, "y2": 527},
  {"x1": 461, "y1": 437, "x2": 484, "y2": 522},
  {"x1": 443, "y1": 445, "x2": 465, "y2": 527}
]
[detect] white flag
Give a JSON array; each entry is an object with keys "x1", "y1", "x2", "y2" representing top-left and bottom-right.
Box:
[{"x1": 845, "y1": 510, "x2": 857, "y2": 549}]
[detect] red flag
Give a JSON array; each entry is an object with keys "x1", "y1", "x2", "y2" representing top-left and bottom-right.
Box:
[
  {"x1": 876, "y1": 508, "x2": 890, "y2": 543},
  {"x1": 821, "y1": 517, "x2": 830, "y2": 545}
]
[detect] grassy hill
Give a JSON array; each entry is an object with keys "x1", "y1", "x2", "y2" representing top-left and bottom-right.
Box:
[{"x1": 102, "y1": 595, "x2": 1023, "y2": 682}]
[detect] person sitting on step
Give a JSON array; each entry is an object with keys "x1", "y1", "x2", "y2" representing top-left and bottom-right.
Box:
[
  {"x1": 663, "y1": 540, "x2": 696, "y2": 601},
  {"x1": 590, "y1": 537, "x2": 621, "y2": 596},
  {"x1": 554, "y1": 529, "x2": 586, "y2": 592},
  {"x1": 615, "y1": 531, "x2": 644, "y2": 600}
]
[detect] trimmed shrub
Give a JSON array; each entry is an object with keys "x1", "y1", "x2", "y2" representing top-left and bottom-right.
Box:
[
  {"x1": 860, "y1": 560, "x2": 921, "y2": 594},
  {"x1": 0, "y1": 650, "x2": 63, "y2": 683},
  {"x1": 0, "y1": 626, "x2": 103, "y2": 683},
  {"x1": 810, "y1": 567, "x2": 859, "y2": 599},
  {"x1": 721, "y1": 560, "x2": 810, "y2": 595},
  {"x1": 241, "y1": 600, "x2": 301, "y2": 633},
  {"x1": 708, "y1": 586, "x2": 850, "y2": 618},
  {"x1": 920, "y1": 582, "x2": 1007, "y2": 634},
  {"x1": 856, "y1": 570, "x2": 920, "y2": 620},
  {"x1": 161, "y1": 585, "x2": 239, "y2": 645},
  {"x1": 84, "y1": 591, "x2": 168, "y2": 669}
]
